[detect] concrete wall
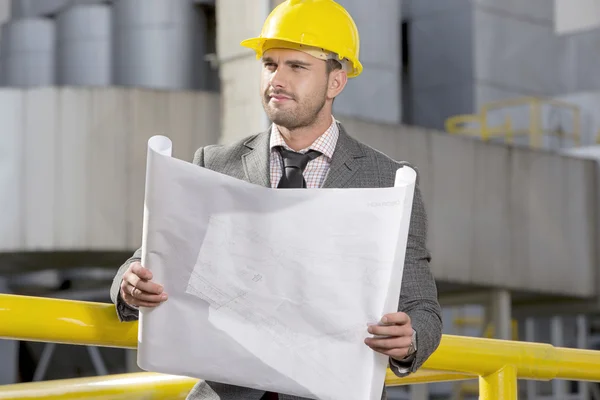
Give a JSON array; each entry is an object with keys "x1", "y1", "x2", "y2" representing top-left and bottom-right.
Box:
[
  {"x1": 406, "y1": 0, "x2": 475, "y2": 130},
  {"x1": 0, "y1": 0, "x2": 9, "y2": 24},
  {"x1": 473, "y1": 1, "x2": 563, "y2": 103},
  {"x1": 338, "y1": 116, "x2": 598, "y2": 297},
  {"x1": 406, "y1": 0, "x2": 567, "y2": 130},
  {"x1": 0, "y1": 88, "x2": 220, "y2": 253},
  {"x1": 216, "y1": 0, "x2": 270, "y2": 143},
  {"x1": 563, "y1": 27, "x2": 600, "y2": 95},
  {"x1": 544, "y1": 91, "x2": 600, "y2": 147},
  {"x1": 0, "y1": 0, "x2": 10, "y2": 79},
  {"x1": 555, "y1": 0, "x2": 600, "y2": 35},
  {"x1": 483, "y1": 90, "x2": 600, "y2": 150},
  {"x1": 334, "y1": 0, "x2": 401, "y2": 124},
  {"x1": 0, "y1": 87, "x2": 596, "y2": 298},
  {"x1": 405, "y1": 0, "x2": 600, "y2": 134}
]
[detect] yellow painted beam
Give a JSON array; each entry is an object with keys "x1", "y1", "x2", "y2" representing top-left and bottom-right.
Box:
[
  {"x1": 0, "y1": 294, "x2": 137, "y2": 348},
  {"x1": 424, "y1": 334, "x2": 600, "y2": 382},
  {"x1": 479, "y1": 365, "x2": 518, "y2": 400},
  {"x1": 385, "y1": 369, "x2": 475, "y2": 386},
  {"x1": 3, "y1": 293, "x2": 600, "y2": 399},
  {"x1": 0, "y1": 372, "x2": 197, "y2": 400},
  {"x1": 0, "y1": 369, "x2": 476, "y2": 399}
]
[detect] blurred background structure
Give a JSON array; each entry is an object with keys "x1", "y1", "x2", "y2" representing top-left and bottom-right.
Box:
[{"x1": 0, "y1": 0, "x2": 599, "y2": 399}]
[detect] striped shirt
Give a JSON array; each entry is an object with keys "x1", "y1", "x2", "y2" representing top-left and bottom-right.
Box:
[{"x1": 269, "y1": 117, "x2": 339, "y2": 188}]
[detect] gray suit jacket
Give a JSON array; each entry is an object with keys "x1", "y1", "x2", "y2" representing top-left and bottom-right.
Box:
[{"x1": 110, "y1": 123, "x2": 442, "y2": 400}]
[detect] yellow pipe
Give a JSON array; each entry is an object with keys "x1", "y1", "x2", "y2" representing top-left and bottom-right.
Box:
[
  {"x1": 3, "y1": 294, "x2": 600, "y2": 393},
  {"x1": 0, "y1": 294, "x2": 137, "y2": 349},
  {"x1": 0, "y1": 369, "x2": 476, "y2": 399},
  {"x1": 479, "y1": 365, "x2": 518, "y2": 400},
  {"x1": 554, "y1": 347, "x2": 600, "y2": 381},
  {"x1": 0, "y1": 295, "x2": 474, "y2": 390},
  {"x1": 386, "y1": 369, "x2": 475, "y2": 386},
  {"x1": 0, "y1": 372, "x2": 197, "y2": 400},
  {"x1": 423, "y1": 335, "x2": 600, "y2": 381},
  {"x1": 445, "y1": 114, "x2": 482, "y2": 136}
]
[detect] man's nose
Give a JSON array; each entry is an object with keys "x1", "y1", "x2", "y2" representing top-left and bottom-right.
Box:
[{"x1": 269, "y1": 68, "x2": 287, "y2": 88}]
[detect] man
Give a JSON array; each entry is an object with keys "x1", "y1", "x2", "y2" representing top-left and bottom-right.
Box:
[{"x1": 110, "y1": 0, "x2": 442, "y2": 399}]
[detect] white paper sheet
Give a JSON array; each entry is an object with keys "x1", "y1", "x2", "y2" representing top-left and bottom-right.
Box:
[{"x1": 137, "y1": 135, "x2": 417, "y2": 400}]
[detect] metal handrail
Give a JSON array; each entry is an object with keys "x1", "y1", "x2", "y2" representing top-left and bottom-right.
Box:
[
  {"x1": 0, "y1": 370, "x2": 477, "y2": 400},
  {"x1": 446, "y1": 96, "x2": 582, "y2": 149},
  {"x1": 0, "y1": 372, "x2": 198, "y2": 400},
  {"x1": 2, "y1": 294, "x2": 600, "y2": 399}
]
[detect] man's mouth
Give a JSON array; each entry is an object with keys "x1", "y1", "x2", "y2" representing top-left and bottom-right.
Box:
[{"x1": 269, "y1": 93, "x2": 293, "y2": 102}]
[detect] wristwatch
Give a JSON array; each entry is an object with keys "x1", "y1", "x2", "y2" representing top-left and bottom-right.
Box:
[{"x1": 406, "y1": 329, "x2": 417, "y2": 357}]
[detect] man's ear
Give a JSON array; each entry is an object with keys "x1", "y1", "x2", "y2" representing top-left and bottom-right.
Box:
[{"x1": 327, "y1": 69, "x2": 348, "y2": 100}]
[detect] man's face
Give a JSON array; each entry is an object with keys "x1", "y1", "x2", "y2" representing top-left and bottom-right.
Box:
[{"x1": 260, "y1": 48, "x2": 329, "y2": 130}]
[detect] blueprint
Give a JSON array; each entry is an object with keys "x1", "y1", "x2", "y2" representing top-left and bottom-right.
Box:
[{"x1": 136, "y1": 135, "x2": 417, "y2": 400}]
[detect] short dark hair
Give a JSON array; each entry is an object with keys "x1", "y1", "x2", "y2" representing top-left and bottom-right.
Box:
[{"x1": 326, "y1": 59, "x2": 343, "y2": 75}]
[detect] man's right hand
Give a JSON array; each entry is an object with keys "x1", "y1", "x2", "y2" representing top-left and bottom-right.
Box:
[{"x1": 120, "y1": 261, "x2": 168, "y2": 308}]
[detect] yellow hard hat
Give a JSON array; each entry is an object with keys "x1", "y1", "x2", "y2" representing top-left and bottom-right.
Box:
[{"x1": 240, "y1": 0, "x2": 363, "y2": 78}]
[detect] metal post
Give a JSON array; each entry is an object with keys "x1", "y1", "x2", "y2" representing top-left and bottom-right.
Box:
[
  {"x1": 86, "y1": 346, "x2": 108, "y2": 376},
  {"x1": 0, "y1": 278, "x2": 18, "y2": 384},
  {"x1": 551, "y1": 316, "x2": 567, "y2": 398},
  {"x1": 126, "y1": 349, "x2": 142, "y2": 373},
  {"x1": 530, "y1": 99, "x2": 542, "y2": 149},
  {"x1": 479, "y1": 365, "x2": 518, "y2": 400},
  {"x1": 410, "y1": 384, "x2": 428, "y2": 400},
  {"x1": 577, "y1": 315, "x2": 589, "y2": 400},
  {"x1": 525, "y1": 318, "x2": 536, "y2": 400},
  {"x1": 490, "y1": 289, "x2": 512, "y2": 340},
  {"x1": 33, "y1": 343, "x2": 56, "y2": 381}
]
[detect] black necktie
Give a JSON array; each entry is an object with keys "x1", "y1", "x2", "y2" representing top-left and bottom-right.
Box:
[{"x1": 276, "y1": 147, "x2": 322, "y2": 188}]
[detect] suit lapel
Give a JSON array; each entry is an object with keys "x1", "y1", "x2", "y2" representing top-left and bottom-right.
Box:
[
  {"x1": 239, "y1": 123, "x2": 364, "y2": 189},
  {"x1": 322, "y1": 123, "x2": 366, "y2": 188},
  {"x1": 241, "y1": 130, "x2": 271, "y2": 188}
]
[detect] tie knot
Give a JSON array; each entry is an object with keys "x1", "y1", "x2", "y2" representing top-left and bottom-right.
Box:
[{"x1": 277, "y1": 147, "x2": 322, "y2": 171}]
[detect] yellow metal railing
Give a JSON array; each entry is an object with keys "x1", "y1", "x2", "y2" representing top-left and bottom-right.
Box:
[
  {"x1": 446, "y1": 96, "x2": 581, "y2": 149},
  {"x1": 2, "y1": 294, "x2": 600, "y2": 400},
  {"x1": 0, "y1": 370, "x2": 475, "y2": 400},
  {"x1": 0, "y1": 372, "x2": 198, "y2": 400}
]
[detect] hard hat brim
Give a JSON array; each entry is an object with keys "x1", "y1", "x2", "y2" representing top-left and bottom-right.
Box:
[
  {"x1": 240, "y1": 37, "x2": 363, "y2": 78},
  {"x1": 240, "y1": 37, "x2": 263, "y2": 54}
]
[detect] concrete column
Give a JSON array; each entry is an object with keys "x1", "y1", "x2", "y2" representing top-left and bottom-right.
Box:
[
  {"x1": 334, "y1": 0, "x2": 401, "y2": 124},
  {"x1": 489, "y1": 289, "x2": 511, "y2": 340},
  {"x1": 216, "y1": 0, "x2": 270, "y2": 144},
  {"x1": 0, "y1": 0, "x2": 9, "y2": 83},
  {"x1": 408, "y1": 0, "x2": 475, "y2": 130}
]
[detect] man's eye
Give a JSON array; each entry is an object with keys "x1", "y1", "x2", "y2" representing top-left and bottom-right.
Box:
[{"x1": 291, "y1": 64, "x2": 304, "y2": 70}]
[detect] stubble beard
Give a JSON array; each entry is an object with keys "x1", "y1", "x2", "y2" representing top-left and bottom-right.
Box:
[{"x1": 263, "y1": 88, "x2": 327, "y2": 131}]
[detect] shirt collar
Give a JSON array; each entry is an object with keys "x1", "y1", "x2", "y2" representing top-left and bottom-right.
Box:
[{"x1": 269, "y1": 116, "x2": 339, "y2": 160}]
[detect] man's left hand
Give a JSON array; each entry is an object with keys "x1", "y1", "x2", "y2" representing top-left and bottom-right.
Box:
[{"x1": 364, "y1": 312, "x2": 413, "y2": 360}]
